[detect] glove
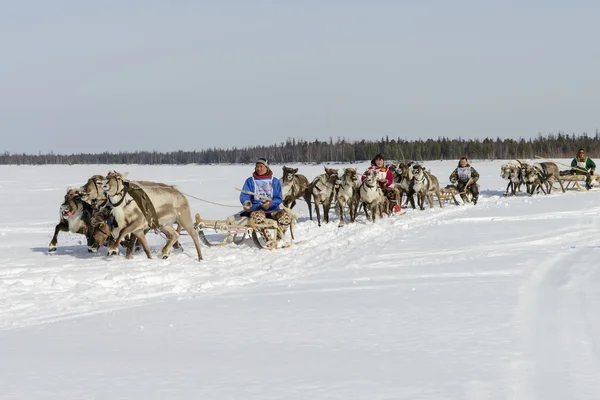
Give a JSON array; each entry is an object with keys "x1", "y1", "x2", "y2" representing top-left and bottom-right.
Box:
[
  {"x1": 242, "y1": 200, "x2": 252, "y2": 211},
  {"x1": 260, "y1": 199, "x2": 271, "y2": 210}
]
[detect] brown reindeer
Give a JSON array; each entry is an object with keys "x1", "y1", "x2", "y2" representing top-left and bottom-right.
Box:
[
  {"x1": 48, "y1": 188, "x2": 95, "y2": 252},
  {"x1": 391, "y1": 162, "x2": 416, "y2": 209},
  {"x1": 79, "y1": 175, "x2": 107, "y2": 208},
  {"x1": 90, "y1": 171, "x2": 203, "y2": 261},
  {"x1": 533, "y1": 162, "x2": 565, "y2": 194},
  {"x1": 411, "y1": 165, "x2": 443, "y2": 210},
  {"x1": 336, "y1": 167, "x2": 361, "y2": 227},
  {"x1": 281, "y1": 166, "x2": 312, "y2": 218},
  {"x1": 310, "y1": 167, "x2": 340, "y2": 227}
]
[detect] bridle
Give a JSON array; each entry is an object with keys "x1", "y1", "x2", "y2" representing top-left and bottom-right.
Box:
[{"x1": 106, "y1": 176, "x2": 128, "y2": 207}]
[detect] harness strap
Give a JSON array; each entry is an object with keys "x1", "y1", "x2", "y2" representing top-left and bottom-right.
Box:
[{"x1": 124, "y1": 181, "x2": 160, "y2": 229}]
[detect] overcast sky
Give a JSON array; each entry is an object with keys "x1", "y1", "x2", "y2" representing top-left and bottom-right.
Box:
[{"x1": 2, "y1": 1, "x2": 599, "y2": 154}]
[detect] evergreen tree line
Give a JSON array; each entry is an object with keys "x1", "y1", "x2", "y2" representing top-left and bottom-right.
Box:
[{"x1": 1, "y1": 131, "x2": 599, "y2": 165}]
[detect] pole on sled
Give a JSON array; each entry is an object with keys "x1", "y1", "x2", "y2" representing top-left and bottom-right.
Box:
[{"x1": 534, "y1": 155, "x2": 588, "y2": 174}]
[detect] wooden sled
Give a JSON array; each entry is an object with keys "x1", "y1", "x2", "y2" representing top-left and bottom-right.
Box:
[
  {"x1": 439, "y1": 184, "x2": 478, "y2": 205},
  {"x1": 556, "y1": 174, "x2": 600, "y2": 192},
  {"x1": 194, "y1": 213, "x2": 295, "y2": 250}
]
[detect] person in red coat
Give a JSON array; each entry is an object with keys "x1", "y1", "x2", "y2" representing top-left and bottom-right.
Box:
[{"x1": 362, "y1": 153, "x2": 393, "y2": 190}]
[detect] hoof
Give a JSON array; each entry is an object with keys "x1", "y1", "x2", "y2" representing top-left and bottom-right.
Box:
[
  {"x1": 162, "y1": 254, "x2": 169, "y2": 260},
  {"x1": 107, "y1": 249, "x2": 118, "y2": 256},
  {"x1": 48, "y1": 246, "x2": 57, "y2": 252}
]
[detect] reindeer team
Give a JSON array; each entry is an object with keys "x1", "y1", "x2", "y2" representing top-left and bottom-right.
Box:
[{"x1": 49, "y1": 156, "x2": 579, "y2": 261}]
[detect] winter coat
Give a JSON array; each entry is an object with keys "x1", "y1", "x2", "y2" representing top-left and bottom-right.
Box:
[
  {"x1": 239, "y1": 173, "x2": 283, "y2": 213},
  {"x1": 571, "y1": 157, "x2": 596, "y2": 173},
  {"x1": 449, "y1": 163, "x2": 480, "y2": 184}
]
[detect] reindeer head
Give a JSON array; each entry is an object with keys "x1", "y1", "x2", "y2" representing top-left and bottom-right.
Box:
[
  {"x1": 341, "y1": 167, "x2": 359, "y2": 184},
  {"x1": 363, "y1": 169, "x2": 378, "y2": 186},
  {"x1": 60, "y1": 188, "x2": 85, "y2": 220},
  {"x1": 102, "y1": 171, "x2": 129, "y2": 197},
  {"x1": 396, "y1": 163, "x2": 411, "y2": 180},
  {"x1": 412, "y1": 164, "x2": 425, "y2": 181},
  {"x1": 500, "y1": 164, "x2": 511, "y2": 179},
  {"x1": 80, "y1": 174, "x2": 107, "y2": 206},
  {"x1": 87, "y1": 208, "x2": 113, "y2": 253},
  {"x1": 324, "y1": 167, "x2": 340, "y2": 187},
  {"x1": 282, "y1": 166, "x2": 299, "y2": 182}
]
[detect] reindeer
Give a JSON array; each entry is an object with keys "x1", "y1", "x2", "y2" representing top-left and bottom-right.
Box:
[
  {"x1": 90, "y1": 171, "x2": 203, "y2": 261},
  {"x1": 79, "y1": 175, "x2": 107, "y2": 208},
  {"x1": 335, "y1": 167, "x2": 361, "y2": 227},
  {"x1": 532, "y1": 162, "x2": 565, "y2": 194},
  {"x1": 391, "y1": 162, "x2": 416, "y2": 209},
  {"x1": 281, "y1": 166, "x2": 312, "y2": 218},
  {"x1": 411, "y1": 165, "x2": 443, "y2": 210},
  {"x1": 358, "y1": 170, "x2": 385, "y2": 222},
  {"x1": 383, "y1": 186, "x2": 402, "y2": 216},
  {"x1": 48, "y1": 188, "x2": 95, "y2": 252},
  {"x1": 310, "y1": 167, "x2": 340, "y2": 227},
  {"x1": 500, "y1": 161, "x2": 523, "y2": 196}
]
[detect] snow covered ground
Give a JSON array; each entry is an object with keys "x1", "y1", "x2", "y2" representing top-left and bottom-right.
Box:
[{"x1": 1, "y1": 159, "x2": 599, "y2": 399}]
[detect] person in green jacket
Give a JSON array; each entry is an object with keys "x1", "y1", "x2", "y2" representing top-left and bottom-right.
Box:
[
  {"x1": 449, "y1": 157, "x2": 480, "y2": 204},
  {"x1": 564, "y1": 148, "x2": 596, "y2": 190}
]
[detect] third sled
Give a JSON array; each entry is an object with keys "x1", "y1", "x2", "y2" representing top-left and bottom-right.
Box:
[
  {"x1": 194, "y1": 212, "x2": 296, "y2": 250},
  {"x1": 553, "y1": 174, "x2": 600, "y2": 192},
  {"x1": 439, "y1": 184, "x2": 479, "y2": 205}
]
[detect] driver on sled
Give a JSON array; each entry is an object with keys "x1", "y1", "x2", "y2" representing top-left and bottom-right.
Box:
[
  {"x1": 362, "y1": 154, "x2": 401, "y2": 213},
  {"x1": 449, "y1": 157, "x2": 480, "y2": 204},
  {"x1": 231, "y1": 158, "x2": 290, "y2": 228},
  {"x1": 559, "y1": 148, "x2": 596, "y2": 190}
]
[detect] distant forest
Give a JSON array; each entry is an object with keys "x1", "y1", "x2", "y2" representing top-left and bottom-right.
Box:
[{"x1": 1, "y1": 131, "x2": 599, "y2": 165}]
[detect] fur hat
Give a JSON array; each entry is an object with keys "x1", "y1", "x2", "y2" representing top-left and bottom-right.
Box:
[{"x1": 256, "y1": 158, "x2": 269, "y2": 167}]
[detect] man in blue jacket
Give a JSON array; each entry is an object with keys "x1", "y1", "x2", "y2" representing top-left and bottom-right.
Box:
[{"x1": 240, "y1": 158, "x2": 283, "y2": 217}]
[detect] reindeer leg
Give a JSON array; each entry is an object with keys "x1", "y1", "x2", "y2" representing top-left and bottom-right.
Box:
[
  {"x1": 323, "y1": 200, "x2": 332, "y2": 224},
  {"x1": 129, "y1": 231, "x2": 152, "y2": 259},
  {"x1": 172, "y1": 224, "x2": 183, "y2": 250},
  {"x1": 178, "y1": 214, "x2": 204, "y2": 261},
  {"x1": 337, "y1": 201, "x2": 345, "y2": 227},
  {"x1": 363, "y1": 202, "x2": 371, "y2": 221},
  {"x1": 304, "y1": 192, "x2": 313, "y2": 220},
  {"x1": 314, "y1": 199, "x2": 322, "y2": 227},
  {"x1": 437, "y1": 191, "x2": 443, "y2": 208},
  {"x1": 558, "y1": 176, "x2": 566, "y2": 193},
  {"x1": 48, "y1": 219, "x2": 69, "y2": 252},
  {"x1": 409, "y1": 191, "x2": 417, "y2": 209},
  {"x1": 109, "y1": 222, "x2": 144, "y2": 256},
  {"x1": 159, "y1": 225, "x2": 179, "y2": 259},
  {"x1": 351, "y1": 200, "x2": 359, "y2": 223}
]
